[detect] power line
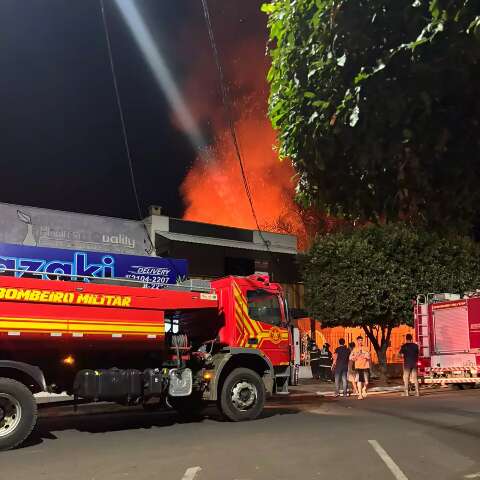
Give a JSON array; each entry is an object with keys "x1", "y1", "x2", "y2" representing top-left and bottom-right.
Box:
[
  {"x1": 200, "y1": 0, "x2": 272, "y2": 254},
  {"x1": 99, "y1": 0, "x2": 144, "y2": 226},
  {"x1": 99, "y1": 0, "x2": 185, "y2": 282},
  {"x1": 100, "y1": 0, "x2": 272, "y2": 278},
  {"x1": 99, "y1": 1, "x2": 159, "y2": 254}
]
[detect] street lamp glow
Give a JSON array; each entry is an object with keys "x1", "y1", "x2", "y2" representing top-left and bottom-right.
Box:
[{"x1": 114, "y1": 0, "x2": 206, "y2": 151}]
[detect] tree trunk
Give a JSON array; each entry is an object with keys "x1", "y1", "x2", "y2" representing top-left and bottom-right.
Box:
[
  {"x1": 376, "y1": 345, "x2": 389, "y2": 381},
  {"x1": 362, "y1": 324, "x2": 393, "y2": 382}
]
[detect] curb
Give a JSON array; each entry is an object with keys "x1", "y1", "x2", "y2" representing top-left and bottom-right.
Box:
[{"x1": 316, "y1": 386, "x2": 404, "y2": 397}]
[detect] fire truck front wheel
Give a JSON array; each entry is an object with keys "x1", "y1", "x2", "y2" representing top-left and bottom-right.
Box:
[
  {"x1": 219, "y1": 368, "x2": 265, "y2": 422},
  {"x1": 0, "y1": 377, "x2": 38, "y2": 451}
]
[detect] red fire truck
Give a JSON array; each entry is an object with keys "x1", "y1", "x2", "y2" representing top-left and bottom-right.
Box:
[
  {"x1": 414, "y1": 293, "x2": 480, "y2": 386},
  {"x1": 0, "y1": 273, "x2": 299, "y2": 450}
]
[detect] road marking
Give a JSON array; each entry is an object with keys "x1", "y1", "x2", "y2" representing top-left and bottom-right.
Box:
[
  {"x1": 465, "y1": 473, "x2": 480, "y2": 479},
  {"x1": 181, "y1": 467, "x2": 202, "y2": 480},
  {"x1": 368, "y1": 440, "x2": 409, "y2": 480}
]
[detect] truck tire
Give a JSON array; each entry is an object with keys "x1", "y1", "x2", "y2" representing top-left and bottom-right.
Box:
[
  {"x1": 0, "y1": 377, "x2": 38, "y2": 451},
  {"x1": 219, "y1": 368, "x2": 265, "y2": 422}
]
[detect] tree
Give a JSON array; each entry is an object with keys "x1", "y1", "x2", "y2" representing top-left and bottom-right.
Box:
[
  {"x1": 303, "y1": 223, "x2": 480, "y2": 374},
  {"x1": 263, "y1": 0, "x2": 480, "y2": 231}
]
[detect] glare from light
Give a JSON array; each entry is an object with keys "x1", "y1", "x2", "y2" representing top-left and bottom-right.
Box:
[
  {"x1": 114, "y1": 0, "x2": 206, "y2": 150},
  {"x1": 62, "y1": 355, "x2": 75, "y2": 366}
]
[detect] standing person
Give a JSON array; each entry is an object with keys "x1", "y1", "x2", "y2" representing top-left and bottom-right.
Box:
[
  {"x1": 400, "y1": 333, "x2": 420, "y2": 397},
  {"x1": 347, "y1": 341, "x2": 358, "y2": 396},
  {"x1": 332, "y1": 338, "x2": 350, "y2": 397},
  {"x1": 309, "y1": 342, "x2": 321, "y2": 379},
  {"x1": 350, "y1": 336, "x2": 371, "y2": 399},
  {"x1": 319, "y1": 343, "x2": 333, "y2": 381}
]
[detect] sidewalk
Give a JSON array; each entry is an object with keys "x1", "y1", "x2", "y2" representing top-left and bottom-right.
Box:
[{"x1": 290, "y1": 378, "x2": 405, "y2": 397}]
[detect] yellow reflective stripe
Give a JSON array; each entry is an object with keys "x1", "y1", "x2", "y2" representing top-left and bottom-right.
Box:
[
  {"x1": 235, "y1": 296, "x2": 249, "y2": 317},
  {"x1": 234, "y1": 305, "x2": 255, "y2": 337},
  {"x1": 0, "y1": 316, "x2": 66, "y2": 325},
  {"x1": 232, "y1": 282, "x2": 243, "y2": 298},
  {"x1": 233, "y1": 293, "x2": 249, "y2": 317},
  {"x1": 0, "y1": 321, "x2": 68, "y2": 331},
  {"x1": 0, "y1": 316, "x2": 164, "y2": 334},
  {"x1": 69, "y1": 323, "x2": 164, "y2": 334},
  {"x1": 233, "y1": 283, "x2": 250, "y2": 312},
  {"x1": 0, "y1": 315, "x2": 160, "y2": 328}
]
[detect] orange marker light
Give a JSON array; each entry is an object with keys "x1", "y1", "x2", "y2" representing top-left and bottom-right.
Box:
[
  {"x1": 203, "y1": 372, "x2": 213, "y2": 381},
  {"x1": 62, "y1": 355, "x2": 75, "y2": 366}
]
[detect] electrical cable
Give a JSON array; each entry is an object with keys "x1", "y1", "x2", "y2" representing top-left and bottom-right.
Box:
[
  {"x1": 200, "y1": 0, "x2": 273, "y2": 256},
  {"x1": 99, "y1": 0, "x2": 184, "y2": 283},
  {"x1": 100, "y1": 0, "x2": 144, "y2": 229},
  {"x1": 101, "y1": 0, "x2": 272, "y2": 282}
]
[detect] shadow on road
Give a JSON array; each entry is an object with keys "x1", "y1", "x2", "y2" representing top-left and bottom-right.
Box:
[
  {"x1": 22, "y1": 403, "x2": 300, "y2": 450},
  {"x1": 269, "y1": 393, "x2": 329, "y2": 406}
]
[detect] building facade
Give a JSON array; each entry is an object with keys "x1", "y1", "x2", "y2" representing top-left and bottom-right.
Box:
[{"x1": 0, "y1": 202, "x2": 301, "y2": 300}]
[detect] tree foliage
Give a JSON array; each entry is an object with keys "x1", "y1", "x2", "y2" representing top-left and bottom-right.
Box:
[
  {"x1": 304, "y1": 223, "x2": 480, "y2": 367},
  {"x1": 263, "y1": 0, "x2": 480, "y2": 231}
]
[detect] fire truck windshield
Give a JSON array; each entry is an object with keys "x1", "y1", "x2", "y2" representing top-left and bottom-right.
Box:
[{"x1": 247, "y1": 289, "x2": 282, "y2": 326}]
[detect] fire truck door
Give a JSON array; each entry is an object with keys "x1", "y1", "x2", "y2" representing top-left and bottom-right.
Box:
[{"x1": 245, "y1": 289, "x2": 290, "y2": 365}]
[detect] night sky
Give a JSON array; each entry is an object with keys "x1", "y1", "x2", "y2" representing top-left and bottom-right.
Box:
[{"x1": 0, "y1": 0, "x2": 267, "y2": 220}]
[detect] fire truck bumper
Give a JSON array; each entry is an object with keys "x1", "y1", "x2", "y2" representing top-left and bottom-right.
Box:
[{"x1": 422, "y1": 377, "x2": 480, "y2": 384}]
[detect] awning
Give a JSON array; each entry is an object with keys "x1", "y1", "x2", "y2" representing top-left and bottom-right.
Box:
[{"x1": 155, "y1": 231, "x2": 297, "y2": 255}]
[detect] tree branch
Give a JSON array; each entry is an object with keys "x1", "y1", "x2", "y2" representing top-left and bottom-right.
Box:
[
  {"x1": 386, "y1": 324, "x2": 393, "y2": 347},
  {"x1": 363, "y1": 325, "x2": 380, "y2": 351}
]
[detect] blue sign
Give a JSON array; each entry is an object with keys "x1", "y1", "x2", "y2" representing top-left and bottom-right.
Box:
[{"x1": 0, "y1": 242, "x2": 188, "y2": 289}]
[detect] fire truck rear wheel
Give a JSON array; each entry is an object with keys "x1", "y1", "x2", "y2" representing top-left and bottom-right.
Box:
[
  {"x1": 0, "y1": 377, "x2": 38, "y2": 451},
  {"x1": 219, "y1": 368, "x2": 265, "y2": 422}
]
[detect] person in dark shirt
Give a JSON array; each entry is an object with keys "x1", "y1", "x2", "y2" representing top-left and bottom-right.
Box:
[
  {"x1": 332, "y1": 338, "x2": 350, "y2": 397},
  {"x1": 400, "y1": 333, "x2": 420, "y2": 396},
  {"x1": 309, "y1": 342, "x2": 321, "y2": 379},
  {"x1": 319, "y1": 343, "x2": 333, "y2": 381}
]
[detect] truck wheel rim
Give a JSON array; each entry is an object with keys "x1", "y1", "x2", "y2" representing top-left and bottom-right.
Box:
[
  {"x1": 231, "y1": 381, "x2": 257, "y2": 411},
  {"x1": 0, "y1": 394, "x2": 22, "y2": 438}
]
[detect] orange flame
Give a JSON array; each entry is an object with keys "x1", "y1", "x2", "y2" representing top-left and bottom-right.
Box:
[
  {"x1": 178, "y1": 11, "x2": 319, "y2": 250},
  {"x1": 181, "y1": 103, "x2": 306, "y2": 239}
]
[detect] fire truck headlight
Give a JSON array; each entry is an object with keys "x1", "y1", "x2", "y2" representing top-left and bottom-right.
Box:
[{"x1": 62, "y1": 355, "x2": 75, "y2": 366}]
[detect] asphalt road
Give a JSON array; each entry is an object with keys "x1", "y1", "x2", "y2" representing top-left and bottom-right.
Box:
[{"x1": 1, "y1": 388, "x2": 480, "y2": 480}]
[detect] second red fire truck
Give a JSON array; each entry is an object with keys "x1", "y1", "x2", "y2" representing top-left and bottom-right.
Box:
[
  {"x1": 414, "y1": 292, "x2": 480, "y2": 386},
  {"x1": 0, "y1": 273, "x2": 299, "y2": 450}
]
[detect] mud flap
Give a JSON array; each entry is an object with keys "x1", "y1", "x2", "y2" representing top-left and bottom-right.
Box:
[{"x1": 275, "y1": 375, "x2": 290, "y2": 395}]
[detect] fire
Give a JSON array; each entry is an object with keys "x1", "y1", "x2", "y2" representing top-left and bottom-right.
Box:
[
  {"x1": 181, "y1": 103, "x2": 305, "y2": 241},
  {"x1": 177, "y1": 3, "x2": 321, "y2": 251}
]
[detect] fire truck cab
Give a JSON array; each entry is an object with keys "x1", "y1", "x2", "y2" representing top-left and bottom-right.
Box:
[
  {"x1": 0, "y1": 273, "x2": 299, "y2": 450},
  {"x1": 414, "y1": 293, "x2": 480, "y2": 386}
]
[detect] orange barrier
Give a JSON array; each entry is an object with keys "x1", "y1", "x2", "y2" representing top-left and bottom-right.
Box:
[{"x1": 296, "y1": 318, "x2": 414, "y2": 364}]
